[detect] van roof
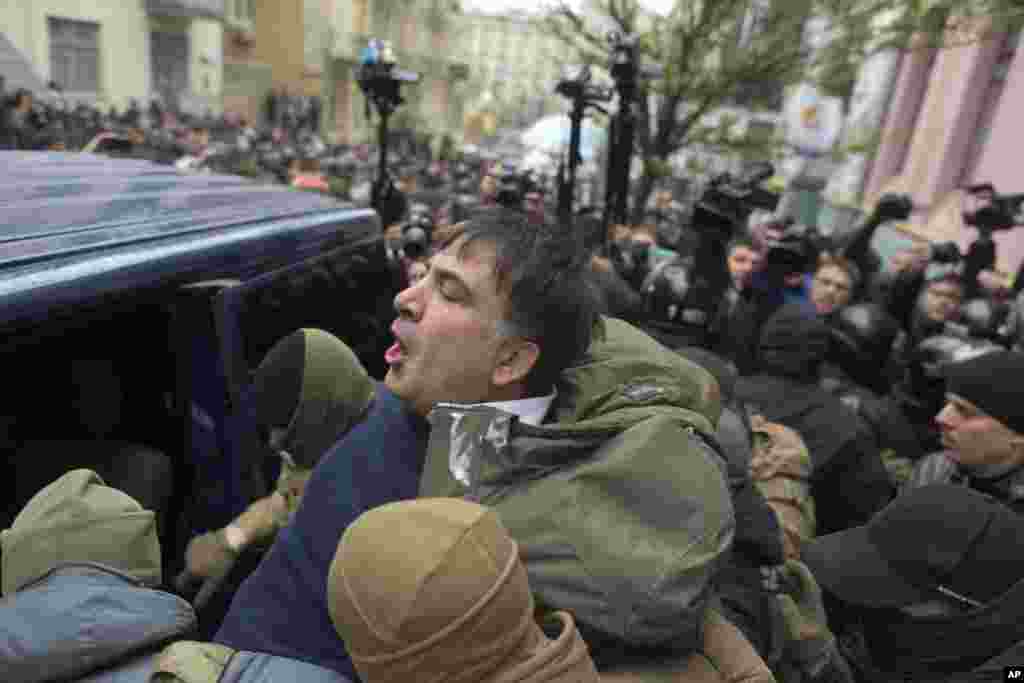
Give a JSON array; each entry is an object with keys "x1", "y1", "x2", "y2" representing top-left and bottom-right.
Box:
[{"x1": 0, "y1": 152, "x2": 380, "y2": 327}]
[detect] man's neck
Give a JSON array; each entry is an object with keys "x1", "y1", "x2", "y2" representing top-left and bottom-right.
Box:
[{"x1": 482, "y1": 383, "x2": 530, "y2": 404}]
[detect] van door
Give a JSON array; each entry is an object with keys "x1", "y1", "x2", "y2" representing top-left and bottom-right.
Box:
[
  {"x1": 170, "y1": 280, "x2": 274, "y2": 557},
  {"x1": 169, "y1": 238, "x2": 396, "y2": 544}
]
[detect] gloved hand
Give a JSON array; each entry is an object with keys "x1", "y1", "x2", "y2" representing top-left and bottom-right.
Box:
[
  {"x1": 872, "y1": 193, "x2": 914, "y2": 223},
  {"x1": 175, "y1": 528, "x2": 239, "y2": 595},
  {"x1": 173, "y1": 495, "x2": 284, "y2": 595},
  {"x1": 776, "y1": 559, "x2": 835, "y2": 673},
  {"x1": 236, "y1": 492, "x2": 287, "y2": 545}
]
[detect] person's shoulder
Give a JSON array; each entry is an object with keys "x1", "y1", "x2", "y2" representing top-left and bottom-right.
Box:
[{"x1": 323, "y1": 383, "x2": 421, "y2": 453}]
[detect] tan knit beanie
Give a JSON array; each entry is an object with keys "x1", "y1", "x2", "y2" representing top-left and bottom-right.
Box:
[{"x1": 327, "y1": 498, "x2": 598, "y2": 683}]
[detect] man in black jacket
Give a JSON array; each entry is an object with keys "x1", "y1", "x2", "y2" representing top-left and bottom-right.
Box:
[
  {"x1": 735, "y1": 304, "x2": 894, "y2": 535},
  {"x1": 800, "y1": 485, "x2": 1024, "y2": 683},
  {"x1": 906, "y1": 350, "x2": 1024, "y2": 514}
]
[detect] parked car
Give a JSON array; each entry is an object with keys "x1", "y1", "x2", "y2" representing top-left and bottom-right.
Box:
[{"x1": 0, "y1": 152, "x2": 395, "y2": 581}]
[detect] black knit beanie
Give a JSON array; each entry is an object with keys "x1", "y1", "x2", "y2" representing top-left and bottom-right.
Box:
[
  {"x1": 252, "y1": 330, "x2": 306, "y2": 434},
  {"x1": 943, "y1": 351, "x2": 1024, "y2": 435}
]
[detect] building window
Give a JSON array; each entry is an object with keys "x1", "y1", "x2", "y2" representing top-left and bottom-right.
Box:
[
  {"x1": 227, "y1": 0, "x2": 255, "y2": 29},
  {"x1": 962, "y1": 29, "x2": 1020, "y2": 183},
  {"x1": 48, "y1": 17, "x2": 100, "y2": 93}
]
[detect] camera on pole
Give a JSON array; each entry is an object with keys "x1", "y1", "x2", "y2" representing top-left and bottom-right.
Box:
[
  {"x1": 357, "y1": 39, "x2": 420, "y2": 219},
  {"x1": 554, "y1": 64, "x2": 611, "y2": 224},
  {"x1": 604, "y1": 31, "x2": 662, "y2": 234}
]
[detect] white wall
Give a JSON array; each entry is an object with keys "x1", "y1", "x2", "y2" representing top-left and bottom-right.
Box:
[{"x1": 0, "y1": 0, "x2": 150, "y2": 109}]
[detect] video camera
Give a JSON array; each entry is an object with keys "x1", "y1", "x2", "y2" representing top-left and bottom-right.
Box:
[
  {"x1": 606, "y1": 31, "x2": 663, "y2": 94},
  {"x1": 399, "y1": 203, "x2": 435, "y2": 260},
  {"x1": 555, "y1": 63, "x2": 612, "y2": 105},
  {"x1": 490, "y1": 164, "x2": 542, "y2": 210},
  {"x1": 357, "y1": 39, "x2": 419, "y2": 117},
  {"x1": 962, "y1": 183, "x2": 1024, "y2": 234}
]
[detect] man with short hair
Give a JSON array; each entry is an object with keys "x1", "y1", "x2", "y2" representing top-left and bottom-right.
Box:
[
  {"x1": 921, "y1": 273, "x2": 964, "y2": 326},
  {"x1": 707, "y1": 236, "x2": 764, "y2": 368},
  {"x1": 413, "y1": 219, "x2": 740, "y2": 675},
  {"x1": 215, "y1": 209, "x2": 599, "y2": 679},
  {"x1": 727, "y1": 236, "x2": 763, "y2": 293},
  {"x1": 810, "y1": 255, "x2": 860, "y2": 317},
  {"x1": 479, "y1": 164, "x2": 500, "y2": 206},
  {"x1": 906, "y1": 350, "x2": 1024, "y2": 513}
]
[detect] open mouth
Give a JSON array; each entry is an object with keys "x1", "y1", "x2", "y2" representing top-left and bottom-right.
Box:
[
  {"x1": 386, "y1": 320, "x2": 415, "y2": 366},
  {"x1": 385, "y1": 338, "x2": 406, "y2": 365}
]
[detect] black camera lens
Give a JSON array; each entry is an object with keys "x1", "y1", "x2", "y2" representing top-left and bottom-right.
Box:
[{"x1": 400, "y1": 223, "x2": 431, "y2": 260}]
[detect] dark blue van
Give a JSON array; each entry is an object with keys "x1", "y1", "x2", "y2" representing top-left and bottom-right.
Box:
[{"x1": 0, "y1": 152, "x2": 397, "y2": 579}]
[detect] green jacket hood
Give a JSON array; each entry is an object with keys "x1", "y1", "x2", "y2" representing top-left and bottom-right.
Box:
[
  {"x1": 1, "y1": 469, "x2": 160, "y2": 596},
  {"x1": 548, "y1": 316, "x2": 722, "y2": 436}
]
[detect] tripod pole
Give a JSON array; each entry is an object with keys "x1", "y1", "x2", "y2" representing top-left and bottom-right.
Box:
[
  {"x1": 558, "y1": 95, "x2": 585, "y2": 224},
  {"x1": 612, "y1": 96, "x2": 635, "y2": 225},
  {"x1": 372, "y1": 105, "x2": 391, "y2": 212}
]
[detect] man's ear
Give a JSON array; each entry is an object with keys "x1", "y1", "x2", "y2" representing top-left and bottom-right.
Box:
[
  {"x1": 493, "y1": 338, "x2": 540, "y2": 388},
  {"x1": 1009, "y1": 434, "x2": 1024, "y2": 465}
]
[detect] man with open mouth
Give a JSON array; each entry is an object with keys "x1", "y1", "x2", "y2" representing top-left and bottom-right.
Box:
[{"x1": 215, "y1": 208, "x2": 598, "y2": 680}]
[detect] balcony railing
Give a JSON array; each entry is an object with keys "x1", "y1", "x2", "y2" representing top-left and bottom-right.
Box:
[{"x1": 145, "y1": 0, "x2": 225, "y2": 20}]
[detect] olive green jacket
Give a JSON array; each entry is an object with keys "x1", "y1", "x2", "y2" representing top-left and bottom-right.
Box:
[{"x1": 420, "y1": 317, "x2": 735, "y2": 657}]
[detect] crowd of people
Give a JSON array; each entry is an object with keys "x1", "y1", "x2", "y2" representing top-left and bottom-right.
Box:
[{"x1": 3, "y1": 75, "x2": 1024, "y2": 683}]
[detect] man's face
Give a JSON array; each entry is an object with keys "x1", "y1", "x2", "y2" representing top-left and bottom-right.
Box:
[
  {"x1": 923, "y1": 280, "x2": 963, "y2": 323},
  {"x1": 655, "y1": 191, "x2": 672, "y2": 210},
  {"x1": 631, "y1": 227, "x2": 656, "y2": 247},
  {"x1": 188, "y1": 128, "x2": 209, "y2": 151},
  {"x1": 727, "y1": 246, "x2": 762, "y2": 290},
  {"x1": 385, "y1": 236, "x2": 533, "y2": 416},
  {"x1": 936, "y1": 394, "x2": 1021, "y2": 469},
  {"x1": 811, "y1": 264, "x2": 853, "y2": 315},
  {"x1": 610, "y1": 224, "x2": 632, "y2": 246},
  {"x1": 397, "y1": 176, "x2": 417, "y2": 194},
  {"x1": 480, "y1": 174, "x2": 498, "y2": 200}
]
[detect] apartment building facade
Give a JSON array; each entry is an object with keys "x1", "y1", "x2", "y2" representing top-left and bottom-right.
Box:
[{"x1": 0, "y1": 0, "x2": 225, "y2": 114}]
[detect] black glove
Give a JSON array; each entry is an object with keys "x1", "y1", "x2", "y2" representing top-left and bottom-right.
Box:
[{"x1": 872, "y1": 194, "x2": 914, "y2": 224}]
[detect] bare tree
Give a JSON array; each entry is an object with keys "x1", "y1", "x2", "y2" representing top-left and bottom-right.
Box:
[{"x1": 542, "y1": 0, "x2": 1024, "y2": 222}]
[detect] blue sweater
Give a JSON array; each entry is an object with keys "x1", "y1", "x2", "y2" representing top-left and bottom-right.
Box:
[{"x1": 215, "y1": 383, "x2": 428, "y2": 679}]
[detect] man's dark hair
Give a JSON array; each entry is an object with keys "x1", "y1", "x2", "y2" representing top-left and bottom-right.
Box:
[
  {"x1": 727, "y1": 235, "x2": 757, "y2": 256},
  {"x1": 439, "y1": 208, "x2": 599, "y2": 395}
]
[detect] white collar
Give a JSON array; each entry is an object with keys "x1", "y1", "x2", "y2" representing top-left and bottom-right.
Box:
[{"x1": 477, "y1": 388, "x2": 557, "y2": 427}]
